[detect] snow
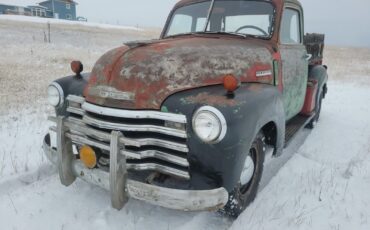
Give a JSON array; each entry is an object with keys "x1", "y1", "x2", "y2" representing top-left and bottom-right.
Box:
[
  {"x1": 1, "y1": 18, "x2": 370, "y2": 230},
  {"x1": 0, "y1": 15, "x2": 143, "y2": 31},
  {"x1": 231, "y1": 83, "x2": 370, "y2": 230}
]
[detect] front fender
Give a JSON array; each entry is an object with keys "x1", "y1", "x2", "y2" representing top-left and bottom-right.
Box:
[
  {"x1": 52, "y1": 73, "x2": 90, "y2": 116},
  {"x1": 162, "y1": 83, "x2": 285, "y2": 192}
]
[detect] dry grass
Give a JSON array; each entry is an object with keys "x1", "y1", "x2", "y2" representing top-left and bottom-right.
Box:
[
  {"x1": 0, "y1": 19, "x2": 159, "y2": 115},
  {"x1": 325, "y1": 46, "x2": 370, "y2": 85}
]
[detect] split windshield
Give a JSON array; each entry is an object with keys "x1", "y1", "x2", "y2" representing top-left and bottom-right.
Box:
[{"x1": 165, "y1": 0, "x2": 275, "y2": 38}]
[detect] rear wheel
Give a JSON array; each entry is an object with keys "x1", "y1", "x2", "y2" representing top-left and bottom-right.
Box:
[{"x1": 223, "y1": 132, "x2": 265, "y2": 218}]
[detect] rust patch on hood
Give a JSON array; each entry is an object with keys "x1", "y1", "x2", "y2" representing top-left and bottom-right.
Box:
[
  {"x1": 85, "y1": 36, "x2": 274, "y2": 110},
  {"x1": 84, "y1": 46, "x2": 129, "y2": 98}
]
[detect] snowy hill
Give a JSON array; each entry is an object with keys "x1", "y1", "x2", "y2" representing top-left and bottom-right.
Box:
[
  {"x1": 0, "y1": 18, "x2": 369, "y2": 230},
  {"x1": 0, "y1": 14, "x2": 142, "y2": 31}
]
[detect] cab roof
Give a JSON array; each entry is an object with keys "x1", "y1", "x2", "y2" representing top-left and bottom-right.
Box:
[{"x1": 175, "y1": 0, "x2": 302, "y2": 8}]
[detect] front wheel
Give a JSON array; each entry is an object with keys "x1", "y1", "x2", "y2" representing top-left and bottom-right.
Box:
[{"x1": 222, "y1": 132, "x2": 265, "y2": 218}]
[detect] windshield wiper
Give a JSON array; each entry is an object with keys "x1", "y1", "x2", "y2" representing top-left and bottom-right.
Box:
[
  {"x1": 197, "y1": 31, "x2": 269, "y2": 39},
  {"x1": 200, "y1": 31, "x2": 250, "y2": 38}
]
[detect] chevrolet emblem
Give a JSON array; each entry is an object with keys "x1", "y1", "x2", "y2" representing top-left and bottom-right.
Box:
[{"x1": 89, "y1": 86, "x2": 135, "y2": 101}]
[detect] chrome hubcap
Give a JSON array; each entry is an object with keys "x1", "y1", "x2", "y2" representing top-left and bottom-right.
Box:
[{"x1": 240, "y1": 155, "x2": 255, "y2": 186}]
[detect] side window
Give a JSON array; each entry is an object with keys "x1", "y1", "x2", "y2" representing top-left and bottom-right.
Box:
[
  {"x1": 166, "y1": 15, "x2": 192, "y2": 36},
  {"x1": 280, "y1": 8, "x2": 301, "y2": 44},
  {"x1": 66, "y1": 3, "x2": 71, "y2": 9}
]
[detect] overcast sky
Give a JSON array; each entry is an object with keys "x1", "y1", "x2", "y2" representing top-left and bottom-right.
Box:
[{"x1": 76, "y1": 0, "x2": 368, "y2": 47}]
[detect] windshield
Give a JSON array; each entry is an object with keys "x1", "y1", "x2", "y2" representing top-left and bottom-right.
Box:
[{"x1": 165, "y1": 0, "x2": 275, "y2": 38}]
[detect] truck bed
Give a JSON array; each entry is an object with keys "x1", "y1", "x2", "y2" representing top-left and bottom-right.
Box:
[{"x1": 304, "y1": 33, "x2": 325, "y2": 66}]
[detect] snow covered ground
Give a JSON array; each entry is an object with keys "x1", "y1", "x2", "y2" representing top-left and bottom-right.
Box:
[
  {"x1": 0, "y1": 18, "x2": 370, "y2": 230},
  {"x1": 231, "y1": 83, "x2": 370, "y2": 230}
]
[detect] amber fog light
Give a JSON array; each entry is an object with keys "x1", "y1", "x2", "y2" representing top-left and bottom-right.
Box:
[{"x1": 79, "y1": 145, "x2": 97, "y2": 169}]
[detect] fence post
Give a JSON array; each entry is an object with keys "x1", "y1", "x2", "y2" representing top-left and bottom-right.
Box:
[{"x1": 47, "y1": 22, "x2": 51, "y2": 43}]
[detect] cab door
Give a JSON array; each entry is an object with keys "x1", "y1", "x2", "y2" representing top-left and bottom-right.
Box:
[{"x1": 280, "y1": 6, "x2": 309, "y2": 121}]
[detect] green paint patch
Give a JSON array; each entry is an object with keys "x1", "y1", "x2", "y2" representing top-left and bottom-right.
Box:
[
  {"x1": 161, "y1": 106, "x2": 169, "y2": 113},
  {"x1": 233, "y1": 108, "x2": 240, "y2": 114},
  {"x1": 180, "y1": 98, "x2": 189, "y2": 105}
]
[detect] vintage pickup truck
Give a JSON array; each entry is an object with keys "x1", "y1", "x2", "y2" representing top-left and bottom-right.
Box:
[{"x1": 43, "y1": 0, "x2": 328, "y2": 217}]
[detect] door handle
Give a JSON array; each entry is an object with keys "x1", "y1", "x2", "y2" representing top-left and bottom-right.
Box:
[{"x1": 303, "y1": 54, "x2": 312, "y2": 61}]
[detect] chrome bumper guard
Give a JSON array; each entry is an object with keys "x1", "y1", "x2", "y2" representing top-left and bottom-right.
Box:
[{"x1": 43, "y1": 117, "x2": 228, "y2": 211}]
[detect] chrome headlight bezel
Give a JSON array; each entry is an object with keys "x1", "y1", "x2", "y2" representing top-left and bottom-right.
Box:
[
  {"x1": 47, "y1": 82, "x2": 64, "y2": 107},
  {"x1": 192, "y1": 106, "x2": 227, "y2": 144}
]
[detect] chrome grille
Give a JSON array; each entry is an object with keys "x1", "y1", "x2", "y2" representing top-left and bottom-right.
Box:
[{"x1": 50, "y1": 95, "x2": 190, "y2": 180}]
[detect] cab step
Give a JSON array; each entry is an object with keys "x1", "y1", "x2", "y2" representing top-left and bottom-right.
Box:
[{"x1": 284, "y1": 114, "x2": 314, "y2": 147}]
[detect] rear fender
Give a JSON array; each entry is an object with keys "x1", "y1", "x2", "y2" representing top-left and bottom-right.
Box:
[{"x1": 309, "y1": 65, "x2": 328, "y2": 103}]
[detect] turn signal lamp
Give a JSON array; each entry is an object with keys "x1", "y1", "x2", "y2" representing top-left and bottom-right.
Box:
[
  {"x1": 71, "y1": 60, "x2": 83, "y2": 75},
  {"x1": 79, "y1": 145, "x2": 97, "y2": 169},
  {"x1": 223, "y1": 75, "x2": 239, "y2": 93}
]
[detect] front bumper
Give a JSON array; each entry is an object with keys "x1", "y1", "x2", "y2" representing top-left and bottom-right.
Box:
[{"x1": 43, "y1": 116, "x2": 228, "y2": 211}]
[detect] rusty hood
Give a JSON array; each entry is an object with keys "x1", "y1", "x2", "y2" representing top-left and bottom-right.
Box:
[{"x1": 84, "y1": 36, "x2": 274, "y2": 110}]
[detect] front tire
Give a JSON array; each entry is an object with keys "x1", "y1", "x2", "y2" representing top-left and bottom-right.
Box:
[{"x1": 223, "y1": 132, "x2": 265, "y2": 218}]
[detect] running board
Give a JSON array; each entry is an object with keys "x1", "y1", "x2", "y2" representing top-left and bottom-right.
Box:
[{"x1": 284, "y1": 114, "x2": 314, "y2": 147}]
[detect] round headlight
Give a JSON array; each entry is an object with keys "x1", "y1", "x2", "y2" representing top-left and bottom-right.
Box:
[
  {"x1": 47, "y1": 83, "x2": 64, "y2": 107},
  {"x1": 192, "y1": 106, "x2": 227, "y2": 143}
]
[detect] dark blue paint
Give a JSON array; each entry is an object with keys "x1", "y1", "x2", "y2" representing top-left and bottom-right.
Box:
[{"x1": 39, "y1": 1, "x2": 77, "y2": 20}]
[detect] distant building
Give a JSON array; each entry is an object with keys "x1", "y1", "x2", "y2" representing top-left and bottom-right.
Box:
[
  {"x1": 39, "y1": 0, "x2": 77, "y2": 20},
  {"x1": 0, "y1": 4, "x2": 32, "y2": 16},
  {"x1": 0, "y1": 0, "x2": 80, "y2": 21}
]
